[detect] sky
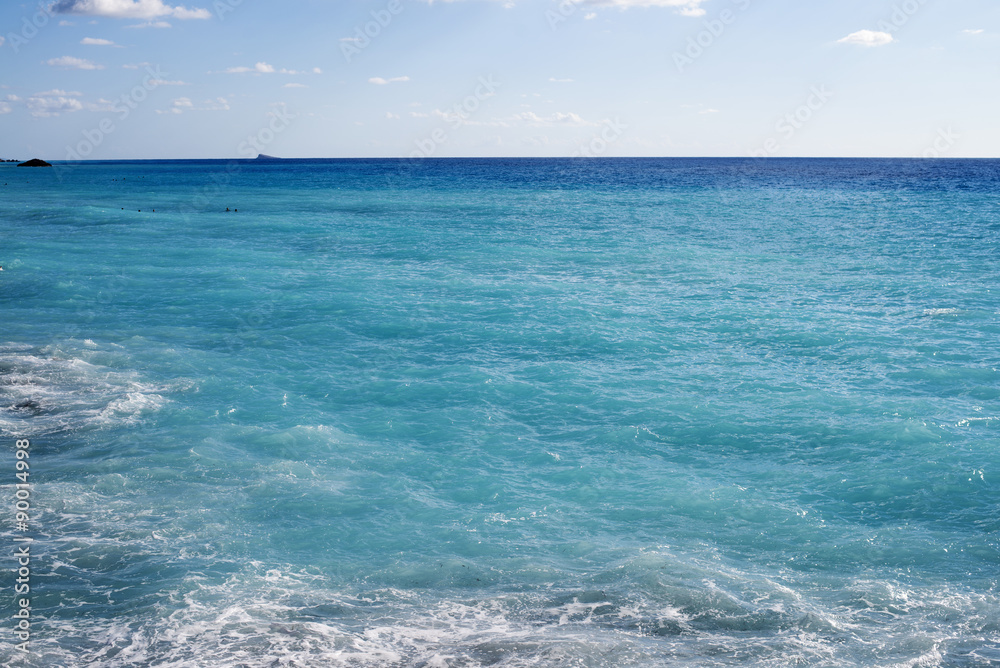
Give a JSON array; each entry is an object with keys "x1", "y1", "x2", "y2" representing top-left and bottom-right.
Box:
[{"x1": 0, "y1": 0, "x2": 997, "y2": 159}]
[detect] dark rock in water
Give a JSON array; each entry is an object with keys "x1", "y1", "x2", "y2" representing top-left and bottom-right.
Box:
[
  {"x1": 17, "y1": 159, "x2": 52, "y2": 167},
  {"x1": 254, "y1": 154, "x2": 281, "y2": 161},
  {"x1": 12, "y1": 399, "x2": 42, "y2": 414}
]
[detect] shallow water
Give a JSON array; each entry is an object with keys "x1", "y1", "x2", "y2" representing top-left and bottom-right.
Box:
[{"x1": 1, "y1": 158, "x2": 998, "y2": 666}]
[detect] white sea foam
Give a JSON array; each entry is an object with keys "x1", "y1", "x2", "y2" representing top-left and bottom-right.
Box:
[
  {"x1": 2, "y1": 554, "x2": 993, "y2": 668},
  {"x1": 0, "y1": 342, "x2": 168, "y2": 436}
]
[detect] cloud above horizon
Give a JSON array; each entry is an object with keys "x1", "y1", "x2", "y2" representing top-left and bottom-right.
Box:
[
  {"x1": 577, "y1": 0, "x2": 708, "y2": 16},
  {"x1": 7, "y1": 90, "x2": 86, "y2": 117},
  {"x1": 51, "y1": 0, "x2": 211, "y2": 20},
  {"x1": 370, "y1": 76, "x2": 410, "y2": 85},
  {"x1": 226, "y1": 62, "x2": 275, "y2": 74},
  {"x1": 81, "y1": 37, "x2": 117, "y2": 45},
  {"x1": 837, "y1": 30, "x2": 895, "y2": 47},
  {"x1": 46, "y1": 56, "x2": 105, "y2": 70}
]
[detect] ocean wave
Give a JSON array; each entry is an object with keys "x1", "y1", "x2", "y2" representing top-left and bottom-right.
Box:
[
  {"x1": 0, "y1": 342, "x2": 167, "y2": 437},
  {"x1": 3, "y1": 558, "x2": 995, "y2": 667}
]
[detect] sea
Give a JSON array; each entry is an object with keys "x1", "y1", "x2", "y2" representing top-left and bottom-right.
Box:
[{"x1": 0, "y1": 158, "x2": 998, "y2": 667}]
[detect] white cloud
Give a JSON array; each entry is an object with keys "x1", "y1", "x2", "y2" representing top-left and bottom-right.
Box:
[
  {"x1": 85, "y1": 98, "x2": 118, "y2": 111},
  {"x1": 549, "y1": 77, "x2": 574, "y2": 83},
  {"x1": 963, "y1": 29, "x2": 984, "y2": 35},
  {"x1": 125, "y1": 20, "x2": 171, "y2": 27},
  {"x1": 440, "y1": 0, "x2": 706, "y2": 15},
  {"x1": 837, "y1": 30, "x2": 894, "y2": 47},
  {"x1": 584, "y1": 12, "x2": 597, "y2": 19},
  {"x1": 0, "y1": 101, "x2": 11, "y2": 114},
  {"x1": 369, "y1": 76, "x2": 410, "y2": 85},
  {"x1": 283, "y1": 83, "x2": 306, "y2": 88},
  {"x1": 45, "y1": 56, "x2": 104, "y2": 70},
  {"x1": 577, "y1": 0, "x2": 707, "y2": 17},
  {"x1": 0, "y1": 37, "x2": 4, "y2": 48},
  {"x1": 24, "y1": 92, "x2": 85, "y2": 117},
  {"x1": 81, "y1": 37, "x2": 117, "y2": 45},
  {"x1": 36, "y1": 89, "x2": 84, "y2": 97},
  {"x1": 159, "y1": 96, "x2": 228, "y2": 114},
  {"x1": 227, "y1": 62, "x2": 276, "y2": 74},
  {"x1": 513, "y1": 111, "x2": 597, "y2": 127},
  {"x1": 52, "y1": 0, "x2": 210, "y2": 20},
  {"x1": 149, "y1": 79, "x2": 187, "y2": 85},
  {"x1": 313, "y1": 67, "x2": 322, "y2": 74},
  {"x1": 699, "y1": 108, "x2": 720, "y2": 114},
  {"x1": 386, "y1": 112, "x2": 399, "y2": 120}
]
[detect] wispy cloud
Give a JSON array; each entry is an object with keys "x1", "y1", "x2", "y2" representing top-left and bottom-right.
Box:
[
  {"x1": 963, "y1": 29, "x2": 984, "y2": 35},
  {"x1": 549, "y1": 77, "x2": 574, "y2": 83},
  {"x1": 36, "y1": 89, "x2": 84, "y2": 97},
  {"x1": 576, "y1": 0, "x2": 708, "y2": 16},
  {"x1": 158, "y1": 96, "x2": 229, "y2": 114},
  {"x1": 512, "y1": 111, "x2": 597, "y2": 127},
  {"x1": 837, "y1": 30, "x2": 894, "y2": 47},
  {"x1": 52, "y1": 0, "x2": 211, "y2": 20},
  {"x1": 225, "y1": 62, "x2": 313, "y2": 75},
  {"x1": 369, "y1": 76, "x2": 410, "y2": 85},
  {"x1": 125, "y1": 20, "x2": 171, "y2": 28},
  {"x1": 11, "y1": 91, "x2": 86, "y2": 117},
  {"x1": 283, "y1": 83, "x2": 307, "y2": 89},
  {"x1": 80, "y1": 37, "x2": 118, "y2": 45},
  {"x1": 448, "y1": 0, "x2": 707, "y2": 16},
  {"x1": 45, "y1": 56, "x2": 105, "y2": 70},
  {"x1": 226, "y1": 62, "x2": 276, "y2": 74}
]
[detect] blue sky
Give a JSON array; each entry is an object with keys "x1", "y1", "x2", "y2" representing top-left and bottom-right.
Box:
[{"x1": 0, "y1": 0, "x2": 997, "y2": 159}]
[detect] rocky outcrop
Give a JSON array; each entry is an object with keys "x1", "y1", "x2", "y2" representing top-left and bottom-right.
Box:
[{"x1": 17, "y1": 159, "x2": 52, "y2": 167}]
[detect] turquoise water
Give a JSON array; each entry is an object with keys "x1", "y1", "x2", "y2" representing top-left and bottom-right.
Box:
[{"x1": 1, "y1": 158, "x2": 998, "y2": 666}]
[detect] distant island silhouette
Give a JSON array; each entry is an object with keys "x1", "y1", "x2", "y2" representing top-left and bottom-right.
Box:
[
  {"x1": 17, "y1": 159, "x2": 52, "y2": 167},
  {"x1": 255, "y1": 154, "x2": 282, "y2": 161}
]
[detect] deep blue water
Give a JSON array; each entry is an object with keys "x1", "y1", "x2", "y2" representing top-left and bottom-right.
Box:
[{"x1": 1, "y1": 158, "x2": 998, "y2": 666}]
